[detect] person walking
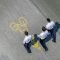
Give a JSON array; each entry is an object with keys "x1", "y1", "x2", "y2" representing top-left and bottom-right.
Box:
[
  {"x1": 46, "y1": 18, "x2": 56, "y2": 42},
  {"x1": 37, "y1": 26, "x2": 49, "y2": 51},
  {"x1": 23, "y1": 31, "x2": 32, "y2": 53}
]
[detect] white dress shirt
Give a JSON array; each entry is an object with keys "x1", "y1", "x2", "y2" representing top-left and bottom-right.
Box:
[
  {"x1": 38, "y1": 30, "x2": 49, "y2": 39},
  {"x1": 46, "y1": 21, "x2": 55, "y2": 30},
  {"x1": 23, "y1": 35, "x2": 32, "y2": 44}
]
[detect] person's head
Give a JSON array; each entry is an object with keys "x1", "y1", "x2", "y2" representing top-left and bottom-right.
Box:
[
  {"x1": 42, "y1": 26, "x2": 46, "y2": 31},
  {"x1": 47, "y1": 18, "x2": 51, "y2": 22},
  {"x1": 24, "y1": 31, "x2": 28, "y2": 36}
]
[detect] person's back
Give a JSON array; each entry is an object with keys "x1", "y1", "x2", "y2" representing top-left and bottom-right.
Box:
[
  {"x1": 46, "y1": 18, "x2": 55, "y2": 30},
  {"x1": 38, "y1": 26, "x2": 49, "y2": 39},
  {"x1": 23, "y1": 35, "x2": 32, "y2": 44},
  {"x1": 39, "y1": 30, "x2": 49, "y2": 39}
]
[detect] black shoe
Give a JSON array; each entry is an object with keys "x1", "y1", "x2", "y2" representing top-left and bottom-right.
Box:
[
  {"x1": 52, "y1": 40, "x2": 56, "y2": 43},
  {"x1": 27, "y1": 50, "x2": 32, "y2": 53},
  {"x1": 28, "y1": 51, "x2": 32, "y2": 53},
  {"x1": 45, "y1": 48, "x2": 48, "y2": 51}
]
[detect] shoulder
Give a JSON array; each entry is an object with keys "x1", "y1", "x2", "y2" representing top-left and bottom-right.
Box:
[
  {"x1": 40, "y1": 30, "x2": 49, "y2": 35},
  {"x1": 51, "y1": 21, "x2": 55, "y2": 24},
  {"x1": 28, "y1": 35, "x2": 32, "y2": 37},
  {"x1": 45, "y1": 30, "x2": 48, "y2": 33},
  {"x1": 45, "y1": 30, "x2": 50, "y2": 35},
  {"x1": 40, "y1": 32, "x2": 44, "y2": 36},
  {"x1": 46, "y1": 22, "x2": 50, "y2": 26},
  {"x1": 28, "y1": 35, "x2": 32, "y2": 38},
  {"x1": 51, "y1": 21, "x2": 55, "y2": 25}
]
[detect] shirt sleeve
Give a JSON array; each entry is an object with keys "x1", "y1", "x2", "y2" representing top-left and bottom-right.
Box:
[
  {"x1": 37, "y1": 34, "x2": 40, "y2": 38},
  {"x1": 38, "y1": 34, "x2": 43, "y2": 39}
]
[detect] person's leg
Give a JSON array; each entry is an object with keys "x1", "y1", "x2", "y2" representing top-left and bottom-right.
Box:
[
  {"x1": 27, "y1": 42, "x2": 32, "y2": 53},
  {"x1": 39, "y1": 39, "x2": 48, "y2": 51},
  {"x1": 48, "y1": 29, "x2": 56, "y2": 43},
  {"x1": 24, "y1": 43, "x2": 31, "y2": 53},
  {"x1": 52, "y1": 31, "x2": 56, "y2": 42},
  {"x1": 51, "y1": 29, "x2": 56, "y2": 42}
]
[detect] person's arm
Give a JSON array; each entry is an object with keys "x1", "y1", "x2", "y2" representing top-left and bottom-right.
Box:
[{"x1": 38, "y1": 34, "x2": 43, "y2": 39}]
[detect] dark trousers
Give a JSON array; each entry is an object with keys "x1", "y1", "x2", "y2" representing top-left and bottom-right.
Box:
[
  {"x1": 34, "y1": 34, "x2": 48, "y2": 51},
  {"x1": 48, "y1": 29, "x2": 56, "y2": 42},
  {"x1": 39, "y1": 39, "x2": 48, "y2": 51},
  {"x1": 24, "y1": 41, "x2": 32, "y2": 53}
]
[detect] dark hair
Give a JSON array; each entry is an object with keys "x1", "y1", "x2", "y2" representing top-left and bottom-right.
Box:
[
  {"x1": 47, "y1": 18, "x2": 51, "y2": 22},
  {"x1": 24, "y1": 31, "x2": 28, "y2": 36},
  {"x1": 42, "y1": 26, "x2": 46, "y2": 31}
]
